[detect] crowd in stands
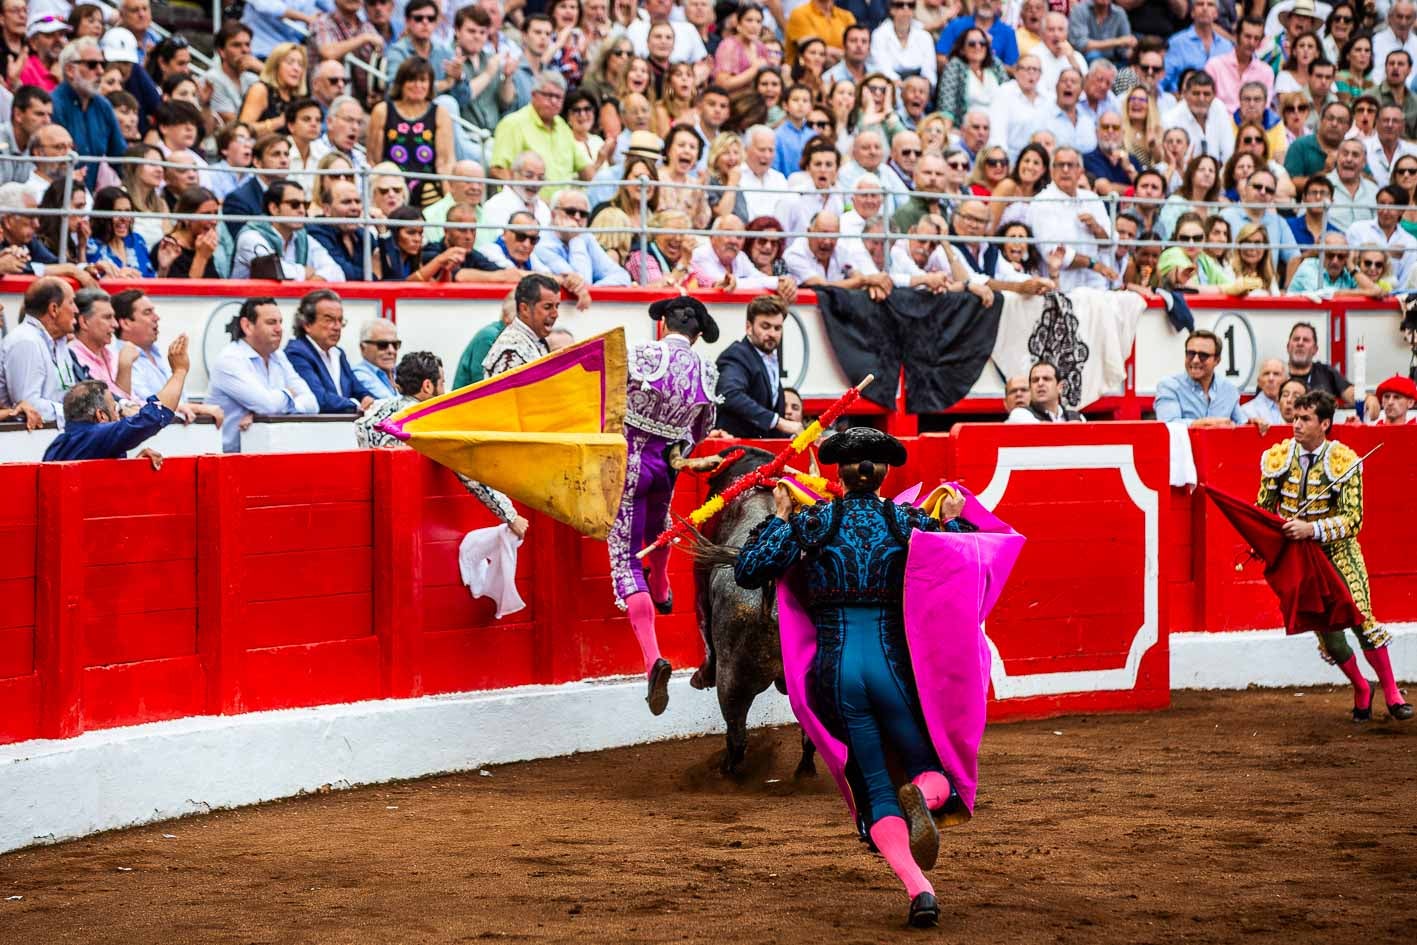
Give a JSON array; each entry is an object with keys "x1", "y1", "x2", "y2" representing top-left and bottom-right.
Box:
[{"x1": 0, "y1": 0, "x2": 1408, "y2": 294}]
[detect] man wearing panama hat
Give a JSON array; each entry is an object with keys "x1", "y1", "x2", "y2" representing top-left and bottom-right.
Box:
[{"x1": 1262, "y1": 0, "x2": 1331, "y2": 74}]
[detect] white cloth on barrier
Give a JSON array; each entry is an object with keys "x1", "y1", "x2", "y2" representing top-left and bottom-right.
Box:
[
  {"x1": 458, "y1": 525, "x2": 526, "y2": 619},
  {"x1": 1166, "y1": 421, "x2": 1199, "y2": 488},
  {"x1": 992, "y1": 288, "x2": 1147, "y2": 408}
]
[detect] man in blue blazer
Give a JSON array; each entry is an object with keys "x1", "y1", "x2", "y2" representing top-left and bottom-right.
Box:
[
  {"x1": 713, "y1": 297, "x2": 800, "y2": 439},
  {"x1": 284, "y1": 289, "x2": 378, "y2": 414}
]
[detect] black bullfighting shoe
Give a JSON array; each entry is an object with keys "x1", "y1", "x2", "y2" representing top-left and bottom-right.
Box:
[
  {"x1": 908, "y1": 892, "x2": 940, "y2": 929},
  {"x1": 897, "y1": 783, "x2": 940, "y2": 871},
  {"x1": 1389, "y1": 695, "x2": 1414, "y2": 722},
  {"x1": 646, "y1": 658, "x2": 672, "y2": 716},
  {"x1": 1353, "y1": 682, "x2": 1377, "y2": 723}
]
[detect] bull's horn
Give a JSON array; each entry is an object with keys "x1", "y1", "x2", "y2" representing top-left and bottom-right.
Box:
[{"x1": 670, "y1": 454, "x2": 724, "y2": 473}]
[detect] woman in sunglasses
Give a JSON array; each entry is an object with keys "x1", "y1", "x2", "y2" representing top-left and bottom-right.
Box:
[
  {"x1": 1170, "y1": 212, "x2": 1229, "y2": 287},
  {"x1": 1277, "y1": 91, "x2": 1312, "y2": 147},
  {"x1": 1355, "y1": 247, "x2": 1395, "y2": 293},
  {"x1": 1335, "y1": 31, "x2": 1378, "y2": 102},
  {"x1": 1323, "y1": 3, "x2": 1358, "y2": 65},
  {"x1": 584, "y1": 39, "x2": 633, "y2": 124},
  {"x1": 1120, "y1": 86, "x2": 1162, "y2": 165},
  {"x1": 1234, "y1": 120, "x2": 1296, "y2": 202},
  {"x1": 936, "y1": 27, "x2": 1006, "y2": 135},
  {"x1": 742, "y1": 214, "x2": 789, "y2": 278},
  {"x1": 851, "y1": 71, "x2": 901, "y2": 142},
  {"x1": 1390, "y1": 156, "x2": 1417, "y2": 237},
  {"x1": 968, "y1": 146, "x2": 1010, "y2": 195},
  {"x1": 564, "y1": 89, "x2": 606, "y2": 170}
]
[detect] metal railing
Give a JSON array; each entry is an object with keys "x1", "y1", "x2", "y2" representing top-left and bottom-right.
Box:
[{"x1": 6, "y1": 152, "x2": 1411, "y2": 289}]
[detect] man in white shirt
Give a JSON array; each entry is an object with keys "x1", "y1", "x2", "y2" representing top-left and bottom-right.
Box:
[
  {"x1": 773, "y1": 138, "x2": 846, "y2": 238},
  {"x1": 739, "y1": 124, "x2": 789, "y2": 222},
  {"x1": 838, "y1": 128, "x2": 889, "y2": 194},
  {"x1": 207, "y1": 297, "x2": 319, "y2": 453},
  {"x1": 626, "y1": 0, "x2": 707, "y2": 62},
  {"x1": 783, "y1": 210, "x2": 895, "y2": 300},
  {"x1": 988, "y1": 52, "x2": 1047, "y2": 159},
  {"x1": 1035, "y1": 11, "x2": 1087, "y2": 98},
  {"x1": 870, "y1": 0, "x2": 937, "y2": 88},
  {"x1": 1029, "y1": 146, "x2": 1116, "y2": 290},
  {"x1": 1161, "y1": 70, "x2": 1234, "y2": 163},
  {"x1": 231, "y1": 180, "x2": 346, "y2": 281},
  {"x1": 1365, "y1": 104, "x2": 1417, "y2": 186},
  {"x1": 1043, "y1": 68, "x2": 1098, "y2": 153},
  {"x1": 690, "y1": 214, "x2": 797, "y2": 295},
  {"x1": 0, "y1": 276, "x2": 76, "y2": 426},
  {"x1": 1240, "y1": 358, "x2": 1286, "y2": 425},
  {"x1": 1373, "y1": 0, "x2": 1417, "y2": 75},
  {"x1": 478, "y1": 150, "x2": 552, "y2": 246},
  {"x1": 1345, "y1": 183, "x2": 1417, "y2": 284}
]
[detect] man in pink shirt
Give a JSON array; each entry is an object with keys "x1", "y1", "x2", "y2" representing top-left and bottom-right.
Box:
[
  {"x1": 1205, "y1": 16, "x2": 1271, "y2": 112},
  {"x1": 20, "y1": 7, "x2": 68, "y2": 92},
  {"x1": 68, "y1": 287, "x2": 135, "y2": 402}
]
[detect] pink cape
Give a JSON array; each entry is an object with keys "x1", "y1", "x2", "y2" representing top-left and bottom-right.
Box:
[{"x1": 776, "y1": 487, "x2": 1025, "y2": 823}]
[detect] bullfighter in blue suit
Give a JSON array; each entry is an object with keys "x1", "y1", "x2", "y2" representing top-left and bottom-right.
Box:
[{"x1": 284, "y1": 288, "x2": 378, "y2": 413}]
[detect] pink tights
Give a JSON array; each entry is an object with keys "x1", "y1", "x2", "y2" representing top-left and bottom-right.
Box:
[
  {"x1": 912, "y1": 771, "x2": 952, "y2": 810},
  {"x1": 869, "y1": 816, "x2": 934, "y2": 899},
  {"x1": 625, "y1": 592, "x2": 662, "y2": 676}
]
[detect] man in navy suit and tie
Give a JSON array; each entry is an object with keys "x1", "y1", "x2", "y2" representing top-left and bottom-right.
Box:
[
  {"x1": 285, "y1": 288, "x2": 379, "y2": 414},
  {"x1": 713, "y1": 297, "x2": 803, "y2": 439}
]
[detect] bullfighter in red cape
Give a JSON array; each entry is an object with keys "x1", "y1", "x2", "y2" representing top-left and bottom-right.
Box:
[{"x1": 732, "y1": 428, "x2": 1024, "y2": 928}]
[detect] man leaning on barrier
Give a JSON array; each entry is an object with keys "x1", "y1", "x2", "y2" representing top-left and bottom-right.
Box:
[{"x1": 42, "y1": 334, "x2": 190, "y2": 467}]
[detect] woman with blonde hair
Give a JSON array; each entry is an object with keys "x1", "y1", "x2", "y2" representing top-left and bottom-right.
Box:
[
  {"x1": 121, "y1": 143, "x2": 169, "y2": 249},
  {"x1": 625, "y1": 208, "x2": 696, "y2": 286},
  {"x1": 652, "y1": 62, "x2": 697, "y2": 137},
  {"x1": 1229, "y1": 221, "x2": 1280, "y2": 294},
  {"x1": 968, "y1": 145, "x2": 1009, "y2": 195},
  {"x1": 915, "y1": 113, "x2": 948, "y2": 156},
  {"x1": 238, "y1": 43, "x2": 307, "y2": 137},
  {"x1": 592, "y1": 206, "x2": 633, "y2": 265},
  {"x1": 1120, "y1": 85, "x2": 1162, "y2": 165},
  {"x1": 706, "y1": 131, "x2": 750, "y2": 221},
  {"x1": 312, "y1": 151, "x2": 355, "y2": 207}
]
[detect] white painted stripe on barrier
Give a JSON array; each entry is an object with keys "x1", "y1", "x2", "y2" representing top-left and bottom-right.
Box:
[
  {"x1": 1170, "y1": 623, "x2": 1417, "y2": 689},
  {"x1": 0, "y1": 674, "x2": 794, "y2": 855}
]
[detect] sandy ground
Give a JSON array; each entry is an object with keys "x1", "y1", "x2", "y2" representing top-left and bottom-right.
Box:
[{"x1": 1, "y1": 688, "x2": 1415, "y2": 945}]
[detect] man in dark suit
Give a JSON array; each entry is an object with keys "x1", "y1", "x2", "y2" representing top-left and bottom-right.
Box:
[
  {"x1": 222, "y1": 134, "x2": 292, "y2": 239},
  {"x1": 714, "y1": 297, "x2": 802, "y2": 439},
  {"x1": 284, "y1": 288, "x2": 378, "y2": 414}
]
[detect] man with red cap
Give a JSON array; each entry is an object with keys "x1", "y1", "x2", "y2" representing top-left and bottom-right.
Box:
[{"x1": 1373, "y1": 375, "x2": 1417, "y2": 425}]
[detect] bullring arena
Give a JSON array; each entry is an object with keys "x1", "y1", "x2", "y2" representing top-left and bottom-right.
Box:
[{"x1": 2, "y1": 286, "x2": 1416, "y2": 942}]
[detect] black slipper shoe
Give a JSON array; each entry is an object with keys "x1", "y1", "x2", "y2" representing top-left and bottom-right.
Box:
[
  {"x1": 1354, "y1": 682, "x2": 1377, "y2": 722},
  {"x1": 908, "y1": 892, "x2": 939, "y2": 929},
  {"x1": 646, "y1": 658, "x2": 672, "y2": 716}
]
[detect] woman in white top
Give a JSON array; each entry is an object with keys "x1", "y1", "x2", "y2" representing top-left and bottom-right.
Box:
[
  {"x1": 1229, "y1": 221, "x2": 1281, "y2": 295},
  {"x1": 1273, "y1": 31, "x2": 1325, "y2": 106}
]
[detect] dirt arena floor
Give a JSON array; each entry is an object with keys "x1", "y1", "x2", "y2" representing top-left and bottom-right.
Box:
[{"x1": 2, "y1": 688, "x2": 1415, "y2": 944}]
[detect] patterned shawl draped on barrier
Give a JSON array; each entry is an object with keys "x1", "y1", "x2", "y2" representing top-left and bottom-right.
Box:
[{"x1": 377, "y1": 329, "x2": 629, "y2": 539}]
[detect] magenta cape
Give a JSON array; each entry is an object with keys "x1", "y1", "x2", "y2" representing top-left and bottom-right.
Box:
[{"x1": 776, "y1": 487, "x2": 1025, "y2": 823}]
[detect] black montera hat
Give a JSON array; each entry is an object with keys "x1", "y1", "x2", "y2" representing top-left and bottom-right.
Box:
[
  {"x1": 648, "y1": 295, "x2": 720, "y2": 343},
  {"x1": 819, "y1": 426, "x2": 908, "y2": 467}
]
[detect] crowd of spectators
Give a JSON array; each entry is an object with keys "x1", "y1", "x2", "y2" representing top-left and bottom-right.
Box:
[{"x1": 0, "y1": 0, "x2": 1409, "y2": 296}]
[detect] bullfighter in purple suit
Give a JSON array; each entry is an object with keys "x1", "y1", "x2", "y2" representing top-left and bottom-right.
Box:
[{"x1": 609, "y1": 295, "x2": 721, "y2": 717}]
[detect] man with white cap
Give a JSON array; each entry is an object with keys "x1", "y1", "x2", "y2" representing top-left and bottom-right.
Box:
[{"x1": 20, "y1": 0, "x2": 69, "y2": 92}]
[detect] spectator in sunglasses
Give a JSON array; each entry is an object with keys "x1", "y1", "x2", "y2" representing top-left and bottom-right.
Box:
[
  {"x1": 352, "y1": 318, "x2": 403, "y2": 401},
  {"x1": 1287, "y1": 231, "x2": 1385, "y2": 295},
  {"x1": 384, "y1": 0, "x2": 454, "y2": 85},
  {"x1": 1219, "y1": 168, "x2": 1298, "y2": 273}
]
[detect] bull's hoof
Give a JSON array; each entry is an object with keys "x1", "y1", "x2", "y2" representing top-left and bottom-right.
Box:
[
  {"x1": 646, "y1": 659, "x2": 672, "y2": 716},
  {"x1": 793, "y1": 758, "x2": 818, "y2": 779},
  {"x1": 898, "y1": 783, "x2": 939, "y2": 871},
  {"x1": 773, "y1": 676, "x2": 788, "y2": 695},
  {"x1": 689, "y1": 662, "x2": 715, "y2": 690}
]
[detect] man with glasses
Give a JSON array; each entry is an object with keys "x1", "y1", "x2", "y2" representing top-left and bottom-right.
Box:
[
  {"x1": 1366, "y1": 103, "x2": 1417, "y2": 187},
  {"x1": 951, "y1": 198, "x2": 1054, "y2": 295},
  {"x1": 20, "y1": 123, "x2": 71, "y2": 205},
  {"x1": 871, "y1": 0, "x2": 937, "y2": 89},
  {"x1": 1084, "y1": 109, "x2": 1139, "y2": 195},
  {"x1": 285, "y1": 288, "x2": 378, "y2": 415},
  {"x1": 232, "y1": 180, "x2": 346, "y2": 282},
  {"x1": 534, "y1": 189, "x2": 631, "y2": 286},
  {"x1": 1220, "y1": 169, "x2": 1298, "y2": 273},
  {"x1": 50, "y1": 37, "x2": 125, "y2": 186},
  {"x1": 989, "y1": 52, "x2": 1046, "y2": 160},
  {"x1": 385, "y1": 0, "x2": 454, "y2": 85},
  {"x1": 1162, "y1": 71, "x2": 1234, "y2": 163},
  {"x1": 1286, "y1": 176, "x2": 1342, "y2": 260},
  {"x1": 309, "y1": 60, "x2": 350, "y2": 113},
  {"x1": 1044, "y1": 68, "x2": 1098, "y2": 154},
  {"x1": 1205, "y1": 16, "x2": 1271, "y2": 111},
  {"x1": 1325, "y1": 137, "x2": 1379, "y2": 230},
  {"x1": 1346, "y1": 184, "x2": 1417, "y2": 284},
  {"x1": 936, "y1": 0, "x2": 1018, "y2": 71},
  {"x1": 1154, "y1": 329, "x2": 1258, "y2": 429},
  {"x1": 204, "y1": 22, "x2": 259, "y2": 127},
  {"x1": 1377, "y1": 50, "x2": 1417, "y2": 140},
  {"x1": 482, "y1": 211, "x2": 594, "y2": 313},
  {"x1": 1287, "y1": 232, "x2": 1385, "y2": 297},
  {"x1": 490, "y1": 72, "x2": 607, "y2": 192},
  {"x1": 1030, "y1": 146, "x2": 1116, "y2": 290}
]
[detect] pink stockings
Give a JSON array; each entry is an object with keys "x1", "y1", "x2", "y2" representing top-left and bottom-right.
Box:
[
  {"x1": 1334, "y1": 654, "x2": 1372, "y2": 710},
  {"x1": 869, "y1": 817, "x2": 934, "y2": 899},
  {"x1": 643, "y1": 546, "x2": 672, "y2": 604},
  {"x1": 1362, "y1": 647, "x2": 1403, "y2": 706},
  {"x1": 625, "y1": 592, "x2": 662, "y2": 676},
  {"x1": 912, "y1": 771, "x2": 952, "y2": 810}
]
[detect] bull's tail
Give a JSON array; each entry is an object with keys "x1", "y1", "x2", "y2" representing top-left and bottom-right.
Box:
[{"x1": 670, "y1": 515, "x2": 776, "y2": 621}]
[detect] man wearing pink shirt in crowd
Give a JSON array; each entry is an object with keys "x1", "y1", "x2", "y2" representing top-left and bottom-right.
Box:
[
  {"x1": 690, "y1": 214, "x2": 799, "y2": 300},
  {"x1": 1205, "y1": 16, "x2": 1271, "y2": 112},
  {"x1": 68, "y1": 288, "x2": 135, "y2": 403}
]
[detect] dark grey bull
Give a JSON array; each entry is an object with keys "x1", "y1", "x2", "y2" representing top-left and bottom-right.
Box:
[{"x1": 679, "y1": 447, "x2": 817, "y2": 777}]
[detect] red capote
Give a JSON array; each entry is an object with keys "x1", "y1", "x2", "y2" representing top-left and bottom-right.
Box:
[{"x1": 1203, "y1": 486, "x2": 1363, "y2": 635}]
